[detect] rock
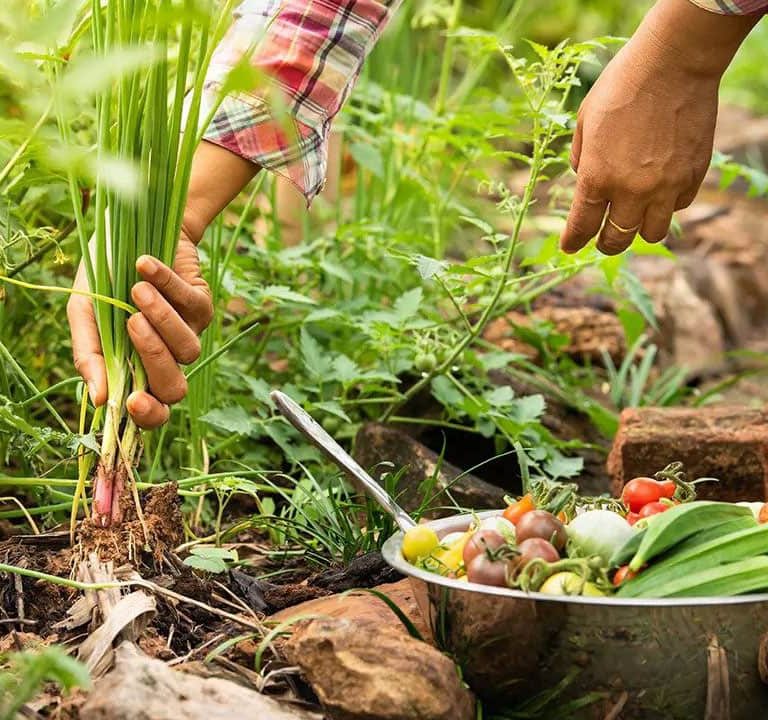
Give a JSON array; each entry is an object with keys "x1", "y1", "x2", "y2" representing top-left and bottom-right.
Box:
[
  {"x1": 608, "y1": 406, "x2": 768, "y2": 501},
  {"x1": 81, "y1": 643, "x2": 321, "y2": 720},
  {"x1": 674, "y1": 190, "x2": 768, "y2": 338},
  {"x1": 484, "y1": 306, "x2": 625, "y2": 363},
  {"x1": 270, "y1": 579, "x2": 431, "y2": 643},
  {"x1": 283, "y1": 618, "x2": 474, "y2": 720},
  {"x1": 631, "y1": 255, "x2": 726, "y2": 375},
  {"x1": 354, "y1": 423, "x2": 506, "y2": 514}
]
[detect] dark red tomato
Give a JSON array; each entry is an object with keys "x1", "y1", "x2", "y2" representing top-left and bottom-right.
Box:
[
  {"x1": 515, "y1": 510, "x2": 567, "y2": 551},
  {"x1": 462, "y1": 529, "x2": 507, "y2": 568},
  {"x1": 638, "y1": 501, "x2": 670, "y2": 519},
  {"x1": 622, "y1": 477, "x2": 669, "y2": 513},
  {"x1": 612, "y1": 565, "x2": 639, "y2": 587},
  {"x1": 626, "y1": 512, "x2": 641, "y2": 526},
  {"x1": 517, "y1": 538, "x2": 559, "y2": 566},
  {"x1": 466, "y1": 553, "x2": 509, "y2": 587}
]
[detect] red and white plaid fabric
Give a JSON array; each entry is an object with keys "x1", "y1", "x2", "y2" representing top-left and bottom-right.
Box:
[
  {"x1": 201, "y1": 0, "x2": 400, "y2": 203},
  {"x1": 689, "y1": 0, "x2": 768, "y2": 13}
]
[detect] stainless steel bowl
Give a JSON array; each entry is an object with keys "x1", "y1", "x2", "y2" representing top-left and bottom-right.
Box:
[{"x1": 382, "y1": 511, "x2": 768, "y2": 719}]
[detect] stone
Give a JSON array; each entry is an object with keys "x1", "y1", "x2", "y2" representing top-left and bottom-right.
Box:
[
  {"x1": 713, "y1": 104, "x2": 768, "y2": 166},
  {"x1": 354, "y1": 423, "x2": 506, "y2": 514},
  {"x1": 484, "y1": 306, "x2": 625, "y2": 363},
  {"x1": 283, "y1": 617, "x2": 475, "y2": 720},
  {"x1": 80, "y1": 643, "x2": 321, "y2": 720},
  {"x1": 270, "y1": 578, "x2": 431, "y2": 643},
  {"x1": 631, "y1": 255, "x2": 726, "y2": 375},
  {"x1": 608, "y1": 406, "x2": 768, "y2": 501}
]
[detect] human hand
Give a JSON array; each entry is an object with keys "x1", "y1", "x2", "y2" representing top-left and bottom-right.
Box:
[
  {"x1": 560, "y1": 0, "x2": 758, "y2": 256},
  {"x1": 67, "y1": 231, "x2": 213, "y2": 428}
]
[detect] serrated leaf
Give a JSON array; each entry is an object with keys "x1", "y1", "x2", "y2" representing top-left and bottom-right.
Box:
[
  {"x1": 333, "y1": 354, "x2": 359, "y2": 384},
  {"x1": 484, "y1": 385, "x2": 515, "y2": 408},
  {"x1": 244, "y1": 377, "x2": 273, "y2": 406},
  {"x1": 300, "y1": 328, "x2": 333, "y2": 377},
  {"x1": 544, "y1": 453, "x2": 584, "y2": 479},
  {"x1": 201, "y1": 406, "x2": 253, "y2": 435},
  {"x1": 393, "y1": 288, "x2": 422, "y2": 321},
  {"x1": 510, "y1": 394, "x2": 546, "y2": 424},
  {"x1": 313, "y1": 401, "x2": 351, "y2": 423},
  {"x1": 431, "y1": 375, "x2": 462, "y2": 409}
]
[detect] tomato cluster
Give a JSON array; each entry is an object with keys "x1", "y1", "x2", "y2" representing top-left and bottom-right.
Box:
[{"x1": 621, "y1": 477, "x2": 677, "y2": 525}]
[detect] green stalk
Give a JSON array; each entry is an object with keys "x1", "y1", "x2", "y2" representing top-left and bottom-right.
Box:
[{"x1": 62, "y1": 0, "x2": 245, "y2": 527}]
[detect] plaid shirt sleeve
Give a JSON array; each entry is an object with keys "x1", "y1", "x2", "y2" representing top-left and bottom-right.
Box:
[
  {"x1": 201, "y1": 0, "x2": 401, "y2": 203},
  {"x1": 688, "y1": 0, "x2": 768, "y2": 13}
]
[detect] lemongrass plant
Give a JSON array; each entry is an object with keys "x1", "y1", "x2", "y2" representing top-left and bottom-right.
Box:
[{"x1": 59, "y1": 0, "x2": 246, "y2": 527}]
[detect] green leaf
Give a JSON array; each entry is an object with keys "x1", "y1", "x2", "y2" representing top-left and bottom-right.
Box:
[
  {"x1": 261, "y1": 285, "x2": 317, "y2": 305},
  {"x1": 313, "y1": 401, "x2": 352, "y2": 423},
  {"x1": 184, "y1": 555, "x2": 228, "y2": 574},
  {"x1": 59, "y1": 45, "x2": 163, "y2": 99},
  {"x1": 244, "y1": 377, "x2": 273, "y2": 406},
  {"x1": 483, "y1": 385, "x2": 515, "y2": 408},
  {"x1": 544, "y1": 453, "x2": 584, "y2": 479},
  {"x1": 510, "y1": 394, "x2": 546, "y2": 424},
  {"x1": 68, "y1": 433, "x2": 100, "y2": 456},
  {"x1": 414, "y1": 254, "x2": 448, "y2": 280},
  {"x1": 348, "y1": 142, "x2": 384, "y2": 178},
  {"x1": 333, "y1": 355, "x2": 359, "y2": 384},
  {"x1": 431, "y1": 375, "x2": 463, "y2": 409},
  {"x1": 619, "y1": 267, "x2": 658, "y2": 331},
  {"x1": 300, "y1": 328, "x2": 333, "y2": 377},
  {"x1": 190, "y1": 545, "x2": 238, "y2": 561},
  {"x1": 393, "y1": 288, "x2": 422, "y2": 322},
  {"x1": 201, "y1": 406, "x2": 253, "y2": 435}
]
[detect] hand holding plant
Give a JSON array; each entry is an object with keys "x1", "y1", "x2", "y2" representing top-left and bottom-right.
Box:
[{"x1": 68, "y1": 230, "x2": 213, "y2": 430}]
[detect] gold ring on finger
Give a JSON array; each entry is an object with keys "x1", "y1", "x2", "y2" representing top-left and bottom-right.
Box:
[{"x1": 607, "y1": 218, "x2": 641, "y2": 235}]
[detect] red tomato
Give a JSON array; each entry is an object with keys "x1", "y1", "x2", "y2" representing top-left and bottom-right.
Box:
[
  {"x1": 626, "y1": 512, "x2": 640, "y2": 526},
  {"x1": 760, "y1": 503, "x2": 768, "y2": 525},
  {"x1": 502, "y1": 494, "x2": 536, "y2": 526},
  {"x1": 613, "y1": 565, "x2": 639, "y2": 587},
  {"x1": 622, "y1": 477, "x2": 668, "y2": 513},
  {"x1": 638, "y1": 501, "x2": 670, "y2": 519},
  {"x1": 659, "y1": 480, "x2": 676, "y2": 499}
]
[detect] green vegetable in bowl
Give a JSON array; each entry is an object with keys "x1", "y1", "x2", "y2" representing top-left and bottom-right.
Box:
[{"x1": 567, "y1": 510, "x2": 635, "y2": 564}]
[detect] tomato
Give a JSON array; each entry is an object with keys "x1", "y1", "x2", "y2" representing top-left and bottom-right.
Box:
[
  {"x1": 556, "y1": 510, "x2": 568, "y2": 523},
  {"x1": 659, "y1": 480, "x2": 676, "y2": 499},
  {"x1": 515, "y1": 510, "x2": 567, "y2": 551},
  {"x1": 638, "y1": 501, "x2": 670, "y2": 519},
  {"x1": 466, "y1": 553, "x2": 509, "y2": 587},
  {"x1": 612, "y1": 565, "x2": 639, "y2": 587},
  {"x1": 626, "y1": 512, "x2": 640, "y2": 526},
  {"x1": 462, "y1": 529, "x2": 507, "y2": 568},
  {"x1": 414, "y1": 352, "x2": 438, "y2": 372},
  {"x1": 502, "y1": 494, "x2": 536, "y2": 525},
  {"x1": 760, "y1": 503, "x2": 768, "y2": 525},
  {"x1": 516, "y1": 538, "x2": 559, "y2": 566},
  {"x1": 402, "y1": 525, "x2": 440, "y2": 563},
  {"x1": 539, "y1": 572, "x2": 605, "y2": 597},
  {"x1": 622, "y1": 477, "x2": 670, "y2": 513}
]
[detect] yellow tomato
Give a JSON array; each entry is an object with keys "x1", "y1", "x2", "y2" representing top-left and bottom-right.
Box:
[
  {"x1": 402, "y1": 525, "x2": 440, "y2": 563},
  {"x1": 539, "y1": 572, "x2": 605, "y2": 597}
]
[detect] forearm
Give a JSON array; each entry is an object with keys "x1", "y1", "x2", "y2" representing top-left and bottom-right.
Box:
[
  {"x1": 181, "y1": 140, "x2": 260, "y2": 244},
  {"x1": 639, "y1": 0, "x2": 760, "y2": 78}
]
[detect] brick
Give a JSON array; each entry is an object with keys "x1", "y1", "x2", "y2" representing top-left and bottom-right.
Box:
[{"x1": 608, "y1": 407, "x2": 768, "y2": 502}]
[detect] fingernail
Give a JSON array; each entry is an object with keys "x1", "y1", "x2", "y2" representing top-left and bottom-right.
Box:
[
  {"x1": 128, "y1": 392, "x2": 148, "y2": 414},
  {"x1": 132, "y1": 282, "x2": 153, "y2": 306},
  {"x1": 87, "y1": 383, "x2": 98, "y2": 405},
  {"x1": 137, "y1": 255, "x2": 158, "y2": 275}
]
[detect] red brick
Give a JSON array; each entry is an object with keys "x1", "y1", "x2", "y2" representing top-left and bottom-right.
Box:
[{"x1": 608, "y1": 407, "x2": 768, "y2": 502}]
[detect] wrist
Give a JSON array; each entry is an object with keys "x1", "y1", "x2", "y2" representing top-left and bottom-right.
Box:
[{"x1": 639, "y1": 0, "x2": 759, "y2": 80}]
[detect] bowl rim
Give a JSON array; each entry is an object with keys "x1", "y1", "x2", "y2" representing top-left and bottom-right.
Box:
[{"x1": 381, "y1": 510, "x2": 768, "y2": 607}]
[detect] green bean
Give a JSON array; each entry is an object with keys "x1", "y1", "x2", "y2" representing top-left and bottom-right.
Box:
[{"x1": 628, "y1": 501, "x2": 751, "y2": 572}]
